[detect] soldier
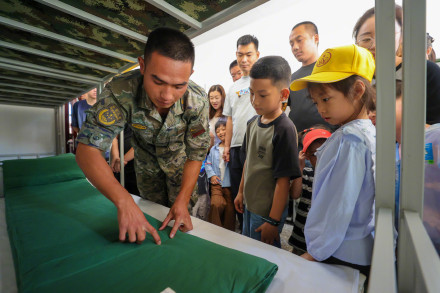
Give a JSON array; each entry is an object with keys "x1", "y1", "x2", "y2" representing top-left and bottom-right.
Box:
[{"x1": 76, "y1": 27, "x2": 210, "y2": 245}]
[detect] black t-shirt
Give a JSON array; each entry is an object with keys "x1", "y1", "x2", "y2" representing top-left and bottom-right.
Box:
[
  {"x1": 242, "y1": 113, "x2": 301, "y2": 217},
  {"x1": 426, "y1": 60, "x2": 440, "y2": 124},
  {"x1": 288, "y1": 62, "x2": 337, "y2": 132},
  {"x1": 396, "y1": 60, "x2": 440, "y2": 124}
]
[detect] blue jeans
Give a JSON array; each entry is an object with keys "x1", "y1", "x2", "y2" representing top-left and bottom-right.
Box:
[{"x1": 242, "y1": 206, "x2": 288, "y2": 248}]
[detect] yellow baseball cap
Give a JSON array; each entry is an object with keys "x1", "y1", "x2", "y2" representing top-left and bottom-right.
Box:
[{"x1": 290, "y1": 44, "x2": 375, "y2": 91}]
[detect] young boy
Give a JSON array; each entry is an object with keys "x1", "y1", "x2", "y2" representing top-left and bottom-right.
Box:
[
  {"x1": 205, "y1": 120, "x2": 236, "y2": 231},
  {"x1": 289, "y1": 127, "x2": 332, "y2": 255},
  {"x1": 234, "y1": 56, "x2": 302, "y2": 247}
]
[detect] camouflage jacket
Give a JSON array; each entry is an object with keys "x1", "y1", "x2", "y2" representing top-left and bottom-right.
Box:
[{"x1": 77, "y1": 69, "x2": 210, "y2": 163}]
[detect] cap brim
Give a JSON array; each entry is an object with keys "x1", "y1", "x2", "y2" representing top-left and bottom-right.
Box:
[
  {"x1": 290, "y1": 72, "x2": 355, "y2": 91},
  {"x1": 303, "y1": 134, "x2": 331, "y2": 152}
]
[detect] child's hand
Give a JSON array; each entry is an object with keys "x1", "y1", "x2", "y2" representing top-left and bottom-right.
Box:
[
  {"x1": 255, "y1": 222, "x2": 279, "y2": 246},
  {"x1": 298, "y1": 150, "x2": 306, "y2": 171},
  {"x1": 210, "y1": 176, "x2": 221, "y2": 185},
  {"x1": 234, "y1": 192, "x2": 244, "y2": 213},
  {"x1": 300, "y1": 252, "x2": 317, "y2": 262}
]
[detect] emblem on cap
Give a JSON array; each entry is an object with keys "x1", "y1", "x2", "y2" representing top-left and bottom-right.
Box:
[{"x1": 316, "y1": 51, "x2": 332, "y2": 67}]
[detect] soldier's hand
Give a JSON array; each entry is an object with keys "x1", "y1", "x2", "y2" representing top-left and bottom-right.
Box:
[
  {"x1": 118, "y1": 200, "x2": 161, "y2": 245},
  {"x1": 159, "y1": 197, "x2": 193, "y2": 239}
]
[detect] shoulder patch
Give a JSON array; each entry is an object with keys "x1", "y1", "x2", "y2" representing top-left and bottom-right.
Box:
[
  {"x1": 190, "y1": 123, "x2": 206, "y2": 138},
  {"x1": 97, "y1": 104, "x2": 123, "y2": 126}
]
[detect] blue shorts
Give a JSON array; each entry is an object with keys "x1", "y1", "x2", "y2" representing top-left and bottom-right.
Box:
[{"x1": 242, "y1": 206, "x2": 288, "y2": 248}]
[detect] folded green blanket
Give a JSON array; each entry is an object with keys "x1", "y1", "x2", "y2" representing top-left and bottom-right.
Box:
[
  {"x1": 4, "y1": 156, "x2": 278, "y2": 293},
  {"x1": 2, "y1": 154, "x2": 85, "y2": 192}
]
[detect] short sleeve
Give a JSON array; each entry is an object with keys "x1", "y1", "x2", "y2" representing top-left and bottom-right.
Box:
[
  {"x1": 222, "y1": 87, "x2": 233, "y2": 117},
  {"x1": 76, "y1": 87, "x2": 126, "y2": 152},
  {"x1": 272, "y1": 118, "x2": 301, "y2": 179},
  {"x1": 184, "y1": 91, "x2": 210, "y2": 161},
  {"x1": 305, "y1": 135, "x2": 368, "y2": 261}
]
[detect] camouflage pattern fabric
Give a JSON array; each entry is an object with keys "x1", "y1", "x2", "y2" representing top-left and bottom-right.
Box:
[{"x1": 77, "y1": 69, "x2": 210, "y2": 207}]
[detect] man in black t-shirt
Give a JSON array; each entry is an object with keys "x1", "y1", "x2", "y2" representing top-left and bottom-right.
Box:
[{"x1": 288, "y1": 21, "x2": 336, "y2": 133}]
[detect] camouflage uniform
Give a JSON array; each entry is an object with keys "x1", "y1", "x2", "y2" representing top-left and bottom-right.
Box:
[{"x1": 77, "y1": 69, "x2": 210, "y2": 207}]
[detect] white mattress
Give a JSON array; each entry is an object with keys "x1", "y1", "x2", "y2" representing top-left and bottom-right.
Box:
[{"x1": 0, "y1": 196, "x2": 360, "y2": 293}]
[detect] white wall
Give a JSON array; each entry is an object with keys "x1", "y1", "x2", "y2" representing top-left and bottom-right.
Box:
[
  {"x1": 0, "y1": 105, "x2": 56, "y2": 156},
  {"x1": 191, "y1": 0, "x2": 440, "y2": 91}
]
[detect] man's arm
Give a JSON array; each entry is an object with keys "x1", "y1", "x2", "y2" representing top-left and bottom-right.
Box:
[
  {"x1": 223, "y1": 116, "x2": 233, "y2": 162},
  {"x1": 72, "y1": 127, "x2": 80, "y2": 135},
  {"x1": 159, "y1": 159, "x2": 202, "y2": 238},
  {"x1": 110, "y1": 138, "x2": 120, "y2": 172},
  {"x1": 76, "y1": 143, "x2": 161, "y2": 245}
]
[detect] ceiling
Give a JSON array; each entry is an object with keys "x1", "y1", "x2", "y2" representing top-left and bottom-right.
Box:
[{"x1": 0, "y1": 0, "x2": 269, "y2": 108}]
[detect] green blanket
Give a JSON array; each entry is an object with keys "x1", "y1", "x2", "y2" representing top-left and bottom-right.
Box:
[{"x1": 4, "y1": 155, "x2": 278, "y2": 293}]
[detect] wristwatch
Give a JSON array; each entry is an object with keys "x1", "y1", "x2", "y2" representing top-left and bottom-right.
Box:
[{"x1": 263, "y1": 216, "x2": 280, "y2": 226}]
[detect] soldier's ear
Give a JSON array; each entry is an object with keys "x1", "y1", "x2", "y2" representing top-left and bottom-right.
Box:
[{"x1": 138, "y1": 56, "x2": 145, "y2": 74}]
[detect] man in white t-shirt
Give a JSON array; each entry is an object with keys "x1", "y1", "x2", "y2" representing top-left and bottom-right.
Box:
[{"x1": 223, "y1": 35, "x2": 260, "y2": 229}]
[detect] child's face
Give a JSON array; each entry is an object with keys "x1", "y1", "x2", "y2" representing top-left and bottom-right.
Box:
[
  {"x1": 215, "y1": 125, "x2": 226, "y2": 142},
  {"x1": 209, "y1": 90, "x2": 222, "y2": 110},
  {"x1": 250, "y1": 78, "x2": 288, "y2": 118},
  {"x1": 309, "y1": 86, "x2": 359, "y2": 125},
  {"x1": 395, "y1": 97, "x2": 402, "y2": 144},
  {"x1": 304, "y1": 140, "x2": 324, "y2": 168}
]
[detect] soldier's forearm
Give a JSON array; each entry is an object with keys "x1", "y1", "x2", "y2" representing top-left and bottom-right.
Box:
[
  {"x1": 175, "y1": 159, "x2": 203, "y2": 204},
  {"x1": 76, "y1": 143, "x2": 133, "y2": 208}
]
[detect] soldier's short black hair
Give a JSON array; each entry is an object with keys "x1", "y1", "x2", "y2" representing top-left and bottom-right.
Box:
[
  {"x1": 250, "y1": 56, "x2": 291, "y2": 89},
  {"x1": 236, "y1": 35, "x2": 259, "y2": 50},
  {"x1": 292, "y1": 21, "x2": 318, "y2": 36},
  {"x1": 215, "y1": 119, "x2": 226, "y2": 131},
  {"x1": 229, "y1": 60, "x2": 239, "y2": 71},
  {"x1": 143, "y1": 27, "x2": 195, "y2": 67}
]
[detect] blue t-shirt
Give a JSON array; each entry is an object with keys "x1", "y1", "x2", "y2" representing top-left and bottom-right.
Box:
[
  {"x1": 72, "y1": 99, "x2": 93, "y2": 131},
  {"x1": 72, "y1": 100, "x2": 109, "y2": 159}
]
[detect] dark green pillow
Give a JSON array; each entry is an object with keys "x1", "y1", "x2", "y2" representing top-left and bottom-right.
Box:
[{"x1": 3, "y1": 154, "x2": 85, "y2": 192}]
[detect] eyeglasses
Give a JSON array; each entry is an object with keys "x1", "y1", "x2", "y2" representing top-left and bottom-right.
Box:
[
  {"x1": 356, "y1": 37, "x2": 375, "y2": 50},
  {"x1": 356, "y1": 31, "x2": 401, "y2": 50}
]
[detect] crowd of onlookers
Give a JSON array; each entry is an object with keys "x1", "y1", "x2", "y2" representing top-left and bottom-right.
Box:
[
  {"x1": 199, "y1": 4, "x2": 440, "y2": 279},
  {"x1": 71, "y1": 4, "x2": 440, "y2": 279}
]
